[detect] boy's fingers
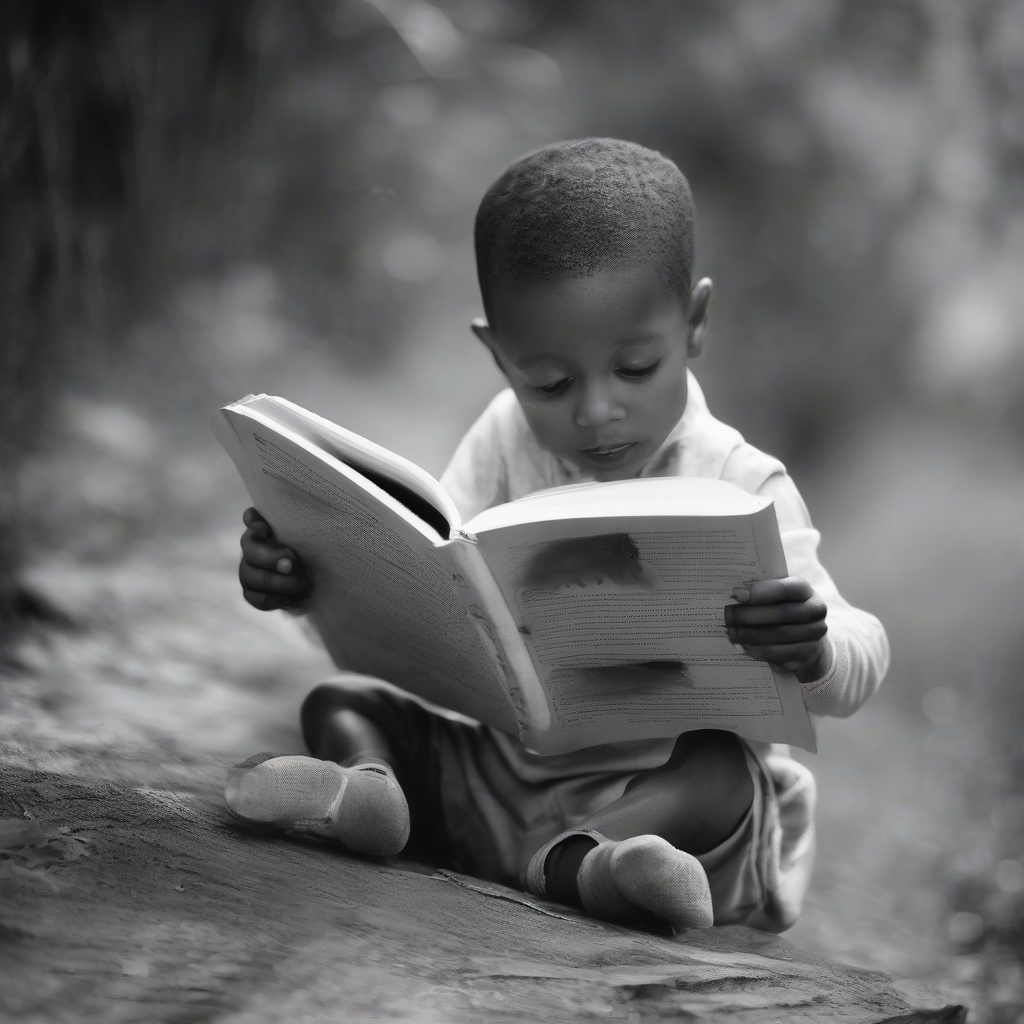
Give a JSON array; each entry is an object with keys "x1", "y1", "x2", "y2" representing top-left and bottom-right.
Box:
[
  {"x1": 733, "y1": 640, "x2": 824, "y2": 671},
  {"x1": 243, "y1": 507, "x2": 267, "y2": 526},
  {"x1": 727, "y1": 620, "x2": 828, "y2": 646},
  {"x1": 242, "y1": 588, "x2": 302, "y2": 611},
  {"x1": 732, "y1": 577, "x2": 814, "y2": 606},
  {"x1": 240, "y1": 529, "x2": 298, "y2": 570},
  {"x1": 242, "y1": 507, "x2": 273, "y2": 540},
  {"x1": 239, "y1": 561, "x2": 312, "y2": 596},
  {"x1": 725, "y1": 598, "x2": 827, "y2": 628}
]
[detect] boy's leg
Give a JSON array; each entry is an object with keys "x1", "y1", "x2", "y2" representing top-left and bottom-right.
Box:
[
  {"x1": 226, "y1": 677, "x2": 449, "y2": 860},
  {"x1": 301, "y1": 683, "x2": 397, "y2": 767},
  {"x1": 297, "y1": 679, "x2": 463, "y2": 867},
  {"x1": 581, "y1": 729, "x2": 753, "y2": 851},
  {"x1": 224, "y1": 748, "x2": 410, "y2": 855},
  {"x1": 537, "y1": 730, "x2": 754, "y2": 931}
]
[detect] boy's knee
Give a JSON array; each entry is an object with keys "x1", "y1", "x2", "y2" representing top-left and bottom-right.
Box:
[
  {"x1": 668, "y1": 730, "x2": 754, "y2": 815},
  {"x1": 670, "y1": 729, "x2": 746, "y2": 771},
  {"x1": 611, "y1": 730, "x2": 754, "y2": 854},
  {"x1": 300, "y1": 680, "x2": 399, "y2": 764},
  {"x1": 301, "y1": 682, "x2": 349, "y2": 727},
  {"x1": 300, "y1": 678, "x2": 388, "y2": 742},
  {"x1": 302, "y1": 675, "x2": 385, "y2": 714}
]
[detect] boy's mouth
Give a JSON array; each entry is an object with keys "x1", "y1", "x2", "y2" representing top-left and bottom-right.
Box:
[{"x1": 578, "y1": 441, "x2": 639, "y2": 464}]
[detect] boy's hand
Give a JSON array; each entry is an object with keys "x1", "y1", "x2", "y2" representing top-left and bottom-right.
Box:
[
  {"x1": 724, "y1": 577, "x2": 829, "y2": 684},
  {"x1": 239, "y1": 507, "x2": 312, "y2": 611}
]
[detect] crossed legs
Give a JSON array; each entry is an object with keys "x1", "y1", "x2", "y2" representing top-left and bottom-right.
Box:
[
  {"x1": 543, "y1": 730, "x2": 753, "y2": 913},
  {"x1": 297, "y1": 682, "x2": 753, "y2": 931}
]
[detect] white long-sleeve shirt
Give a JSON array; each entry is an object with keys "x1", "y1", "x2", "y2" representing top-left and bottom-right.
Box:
[{"x1": 439, "y1": 373, "x2": 889, "y2": 762}]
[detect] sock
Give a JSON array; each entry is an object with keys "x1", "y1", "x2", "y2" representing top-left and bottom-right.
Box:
[
  {"x1": 577, "y1": 835, "x2": 714, "y2": 932},
  {"x1": 522, "y1": 827, "x2": 606, "y2": 899},
  {"x1": 224, "y1": 753, "x2": 410, "y2": 856},
  {"x1": 544, "y1": 834, "x2": 599, "y2": 908}
]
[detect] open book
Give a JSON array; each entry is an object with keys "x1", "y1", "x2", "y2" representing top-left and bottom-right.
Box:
[{"x1": 214, "y1": 395, "x2": 816, "y2": 755}]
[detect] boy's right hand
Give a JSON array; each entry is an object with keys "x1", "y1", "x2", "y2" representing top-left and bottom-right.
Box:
[{"x1": 239, "y1": 507, "x2": 312, "y2": 611}]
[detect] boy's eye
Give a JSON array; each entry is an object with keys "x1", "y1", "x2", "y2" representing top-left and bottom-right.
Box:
[
  {"x1": 616, "y1": 359, "x2": 661, "y2": 381},
  {"x1": 535, "y1": 377, "x2": 572, "y2": 395}
]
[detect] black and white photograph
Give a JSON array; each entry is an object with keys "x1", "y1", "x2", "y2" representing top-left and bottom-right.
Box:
[{"x1": 1, "y1": 2, "x2": 1021, "y2": 1021}]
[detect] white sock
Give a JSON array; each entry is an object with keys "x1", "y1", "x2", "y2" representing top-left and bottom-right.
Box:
[
  {"x1": 224, "y1": 753, "x2": 410, "y2": 857},
  {"x1": 577, "y1": 834, "x2": 714, "y2": 932}
]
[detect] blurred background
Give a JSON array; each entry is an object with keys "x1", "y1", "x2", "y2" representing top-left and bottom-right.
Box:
[{"x1": 1, "y1": 0, "x2": 1023, "y2": 1019}]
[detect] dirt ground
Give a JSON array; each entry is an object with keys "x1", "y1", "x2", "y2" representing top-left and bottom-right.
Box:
[
  {"x1": 0, "y1": 527, "x2": 969, "y2": 1021},
  {"x1": 0, "y1": 743, "x2": 963, "y2": 1024}
]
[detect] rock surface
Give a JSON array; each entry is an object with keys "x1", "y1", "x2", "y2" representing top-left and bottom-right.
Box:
[{"x1": 0, "y1": 745, "x2": 966, "y2": 1023}]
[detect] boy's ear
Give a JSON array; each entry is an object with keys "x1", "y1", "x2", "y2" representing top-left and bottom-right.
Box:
[
  {"x1": 471, "y1": 317, "x2": 509, "y2": 378},
  {"x1": 686, "y1": 277, "x2": 713, "y2": 358}
]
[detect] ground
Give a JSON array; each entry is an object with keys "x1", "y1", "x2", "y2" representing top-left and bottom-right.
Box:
[{"x1": 0, "y1": 529, "x2": 969, "y2": 1022}]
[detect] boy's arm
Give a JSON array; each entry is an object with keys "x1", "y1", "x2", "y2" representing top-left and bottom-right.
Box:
[
  {"x1": 438, "y1": 391, "x2": 513, "y2": 521},
  {"x1": 757, "y1": 473, "x2": 890, "y2": 718}
]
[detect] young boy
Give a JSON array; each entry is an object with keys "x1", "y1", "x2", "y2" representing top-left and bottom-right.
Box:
[{"x1": 226, "y1": 138, "x2": 889, "y2": 934}]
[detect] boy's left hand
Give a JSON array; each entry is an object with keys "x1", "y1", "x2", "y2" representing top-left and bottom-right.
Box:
[{"x1": 724, "y1": 577, "x2": 830, "y2": 684}]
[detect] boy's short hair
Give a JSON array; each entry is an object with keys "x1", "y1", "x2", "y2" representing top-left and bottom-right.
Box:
[{"x1": 475, "y1": 138, "x2": 695, "y2": 325}]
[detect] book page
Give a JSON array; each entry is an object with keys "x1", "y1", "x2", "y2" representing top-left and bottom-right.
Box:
[
  {"x1": 472, "y1": 501, "x2": 814, "y2": 754},
  {"x1": 233, "y1": 394, "x2": 461, "y2": 538},
  {"x1": 467, "y1": 475, "x2": 773, "y2": 530},
  {"x1": 217, "y1": 407, "x2": 519, "y2": 735}
]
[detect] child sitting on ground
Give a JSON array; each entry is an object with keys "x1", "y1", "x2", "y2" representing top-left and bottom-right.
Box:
[{"x1": 225, "y1": 138, "x2": 890, "y2": 934}]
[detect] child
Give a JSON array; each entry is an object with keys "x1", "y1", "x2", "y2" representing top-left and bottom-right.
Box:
[{"x1": 226, "y1": 138, "x2": 889, "y2": 934}]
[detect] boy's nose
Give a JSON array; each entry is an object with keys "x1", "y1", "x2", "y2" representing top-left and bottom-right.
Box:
[{"x1": 575, "y1": 385, "x2": 626, "y2": 427}]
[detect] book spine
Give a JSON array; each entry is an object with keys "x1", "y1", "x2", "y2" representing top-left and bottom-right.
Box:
[
  {"x1": 751, "y1": 502, "x2": 788, "y2": 579},
  {"x1": 444, "y1": 532, "x2": 551, "y2": 738}
]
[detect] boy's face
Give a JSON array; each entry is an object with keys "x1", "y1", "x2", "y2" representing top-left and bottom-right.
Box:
[{"x1": 475, "y1": 266, "x2": 709, "y2": 481}]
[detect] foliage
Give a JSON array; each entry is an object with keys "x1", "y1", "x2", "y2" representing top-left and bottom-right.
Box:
[
  {"x1": 533, "y1": 0, "x2": 1024, "y2": 462},
  {"x1": 0, "y1": 0, "x2": 264, "y2": 618},
  {"x1": 0, "y1": 0, "x2": 447, "y2": 614}
]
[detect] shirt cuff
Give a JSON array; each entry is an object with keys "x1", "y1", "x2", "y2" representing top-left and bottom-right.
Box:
[{"x1": 799, "y1": 633, "x2": 836, "y2": 691}]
